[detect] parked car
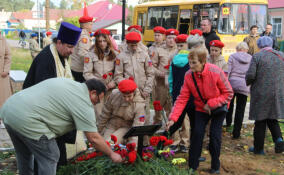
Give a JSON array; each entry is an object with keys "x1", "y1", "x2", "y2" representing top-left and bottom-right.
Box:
[{"x1": 112, "y1": 34, "x2": 122, "y2": 46}]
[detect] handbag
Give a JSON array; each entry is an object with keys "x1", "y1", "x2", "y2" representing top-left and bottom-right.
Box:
[{"x1": 191, "y1": 72, "x2": 228, "y2": 116}]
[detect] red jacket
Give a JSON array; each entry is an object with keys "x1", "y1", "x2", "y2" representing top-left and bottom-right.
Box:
[{"x1": 169, "y1": 63, "x2": 233, "y2": 122}]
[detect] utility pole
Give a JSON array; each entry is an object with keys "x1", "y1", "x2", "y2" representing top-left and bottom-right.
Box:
[
  {"x1": 37, "y1": 0, "x2": 41, "y2": 47},
  {"x1": 46, "y1": 0, "x2": 50, "y2": 31},
  {"x1": 122, "y1": 0, "x2": 126, "y2": 40}
]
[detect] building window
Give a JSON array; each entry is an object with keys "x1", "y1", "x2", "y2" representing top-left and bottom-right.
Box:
[{"x1": 272, "y1": 17, "x2": 282, "y2": 37}]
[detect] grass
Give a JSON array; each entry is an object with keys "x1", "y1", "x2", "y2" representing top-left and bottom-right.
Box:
[{"x1": 11, "y1": 47, "x2": 32, "y2": 72}]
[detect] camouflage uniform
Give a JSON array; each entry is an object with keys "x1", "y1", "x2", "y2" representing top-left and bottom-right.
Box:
[{"x1": 98, "y1": 89, "x2": 145, "y2": 144}]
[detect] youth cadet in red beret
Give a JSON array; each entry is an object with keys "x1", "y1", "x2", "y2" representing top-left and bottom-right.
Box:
[
  {"x1": 43, "y1": 31, "x2": 52, "y2": 48},
  {"x1": 98, "y1": 79, "x2": 146, "y2": 146},
  {"x1": 207, "y1": 40, "x2": 228, "y2": 72},
  {"x1": 70, "y1": 2, "x2": 93, "y2": 83},
  {"x1": 119, "y1": 25, "x2": 148, "y2": 53},
  {"x1": 114, "y1": 32, "x2": 154, "y2": 146},
  {"x1": 148, "y1": 26, "x2": 166, "y2": 59},
  {"x1": 150, "y1": 28, "x2": 178, "y2": 132},
  {"x1": 83, "y1": 27, "x2": 118, "y2": 122}
]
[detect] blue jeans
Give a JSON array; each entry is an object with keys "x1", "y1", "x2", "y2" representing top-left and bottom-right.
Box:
[
  {"x1": 5, "y1": 124, "x2": 59, "y2": 175},
  {"x1": 188, "y1": 111, "x2": 226, "y2": 170}
]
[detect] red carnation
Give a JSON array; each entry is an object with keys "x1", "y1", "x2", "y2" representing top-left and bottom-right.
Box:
[
  {"x1": 120, "y1": 149, "x2": 128, "y2": 158},
  {"x1": 102, "y1": 74, "x2": 108, "y2": 79},
  {"x1": 111, "y1": 134, "x2": 117, "y2": 144},
  {"x1": 153, "y1": 101, "x2": 163, "y2": 111},
  {"x1": 108, "y1": 72, "x2": 113, "y2": 76},
  {"x1": 164, "y1": 64, "x2": 170, "y2": 70},
  {"x1": 126, "y1": 142, "x2": 136, "y2": 152},
  {"x1": 142, "y1": 152, "x2": 153, "y2": 162},
  {"x1": 76, "y1": 156, "x2": 84, "y2": 162},
  {"x1": 159, "y1": 136, "x2": 167, "y2": 142},
  {"x1": 88, "y1": 152, "x2": 97, "y2": 158},
  {"x1": 128, "y1": 151, "x2": 137, "y2": 164},
  {"x1": 149, "y1": 136, "x2": 160, "y2": 146},
  {"x1": 164, "y1": 139, "x2": 174, "y2": 146},
  {"x1": 114, "y1": 144, "x2": 121, "y2": 151}
]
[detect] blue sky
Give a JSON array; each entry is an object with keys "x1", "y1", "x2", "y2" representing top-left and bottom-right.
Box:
[{"x1": 31, "y1": 0, "x2": 139, "y2": 8}]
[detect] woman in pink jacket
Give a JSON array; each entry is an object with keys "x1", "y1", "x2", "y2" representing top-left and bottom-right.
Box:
[{"x1": 166, "y1": 46, "x2": 233, "y2": 173}]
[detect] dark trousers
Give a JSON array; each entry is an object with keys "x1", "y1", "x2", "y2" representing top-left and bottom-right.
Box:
[
  {"x1": 253, "y1": 119, "x2": 283, "y2": 152},
  {"x1": 71, "y1": 70, "x2": 85, "y2": 83},
  {"x1": 34, "y1": 130, "x2": 77, "y2": 174},
  {"x1": 5, "y1": 124, "x2": 59, "y2": 175},
  {"x1": 188, "y1": 111, "x2": 226, "y2": 170},
  {"x1": 226, "y1": 93, "x2": 247, "y2": 137}
]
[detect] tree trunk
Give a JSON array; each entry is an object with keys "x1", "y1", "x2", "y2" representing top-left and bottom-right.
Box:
[{"x1": 46, "y1": 0, "x2": 50, "y2": 31}]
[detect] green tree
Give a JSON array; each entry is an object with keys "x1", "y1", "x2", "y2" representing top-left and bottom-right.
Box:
[
  {"x1": 69, "y1": 0, "x2": 93, "y2": 10},
  {"x1": 59, "y1": 0, "x2": 68, "y2": 9},
  {"x1": 43, "y1": 1, "x2": 57, "y2": 9},
  {"x1": 0, "y1": 0, "x2": 34, "y2": 12},
  {"x1": 62, "y1": 16, "x2": 80, "y2": 28}
]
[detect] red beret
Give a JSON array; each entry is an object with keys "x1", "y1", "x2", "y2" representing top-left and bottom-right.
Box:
[
  {"x1": 209, "y1": 40, "x2": 225, "y2": 48},
  {"x1": 153, "y1": 26, "x2": 166, "y2": 34},
  {"x1": 190, "y1": 29, "x2": 203, "y2": 36},
  {"x1": 46, "y1": 31, "x2": 52, "y2": 36},
  {"x1": 118, "y1": 79, "x2": 137, "y2": 93},
  {"x1": 79, "y1": 3, "x2": 93, "y2": 23},
  {"x1": 94, "y1": 29, "x2": 111, "y2": 36},
  {"x1": 125, "y1": 32, "x2": 141, "y2": 43},
  {"x1": 127, "y1": 25, "x2": 142, "y2": 33},
  {"x1": 175, "y1": 34, "x2": 188, "y2": 43},
  {"x1": 166, "y1": 29, "x2": 179, "y2": 36}
]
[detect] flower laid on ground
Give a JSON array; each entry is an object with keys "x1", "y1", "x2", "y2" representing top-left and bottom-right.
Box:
[
  {"x1": 142, "y1": 152, "x2": 153, "y2": 161},
  {"x1": 110, "y1": 134, "x2": 117, "y2": 144},
  {"x1": 158, "y1": 148, "x2": 175, "y2": 158},
  {"x1": 172, "y1": 158, "x2": 186, "y2": 165}
]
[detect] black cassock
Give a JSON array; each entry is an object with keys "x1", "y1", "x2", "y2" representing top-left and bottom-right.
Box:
[{"x1": 23, "y1": 45, "x2": 76, "y2": 171}]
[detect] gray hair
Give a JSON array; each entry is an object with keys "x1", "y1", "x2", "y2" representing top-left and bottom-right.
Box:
[
  {"x1": 187, "y1": 34, "x2": 205, "y2": 49},
  {"x1": 236, "y1": 42, "x2": 249, "y2": 51}
]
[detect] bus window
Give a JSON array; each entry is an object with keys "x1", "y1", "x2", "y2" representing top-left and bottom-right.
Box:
[
  {"x1": 163, "y1": 6, "x2": 178, "y2": 29},
  {"x1": 147, "y1": 6, "x2": 178, "y2": 30},
  {"x1": 138, "y1": 12, "x2": 147, "y2": 33},
  {"x1": 193, "y1": 4, "x2": 219, "y2": 30},
  {"x1": 249, "y1": 5, "x2": 267, "y2": 32},
  {"x1": 147, "y1": 7, "x2": 163, "y2": 29},
  {"x1": 218, "y1": 4, "x2": 249, "y2": 34},
  {"x1": 179, "y1": 9, "x2": 191, "y2": 34}
]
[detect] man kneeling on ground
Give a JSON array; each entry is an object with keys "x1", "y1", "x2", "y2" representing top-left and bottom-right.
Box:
[{"x1": 0, "y1": 78, "x2": 123, "y2": 175}]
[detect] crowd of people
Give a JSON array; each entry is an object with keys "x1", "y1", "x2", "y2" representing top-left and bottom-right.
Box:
[{"x1": 0, "y1": 5, "x2": 284, "y2": 175}]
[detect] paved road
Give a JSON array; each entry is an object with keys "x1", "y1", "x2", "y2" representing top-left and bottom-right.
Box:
[{"x1": 7, "y1": 39, "x2": 29, "y2": 49}]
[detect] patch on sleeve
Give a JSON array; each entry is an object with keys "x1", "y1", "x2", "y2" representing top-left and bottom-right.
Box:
[
  {"x1": 151, "y1": 52, "x2": 155, "y2": 59},
  {"x1": 115, "y1": 58, "x2": 120, "y2": 65},
  {"x1": 139, "y1": 115, "x2": 145, "y2": 122},
  {"x1": 82, "y1": 38, "x2": 88, "y2": 44},
  {"x1": 148, "y1": 60, "x2": 152, "y2": 66},
  {"x1": 84, "y1": 57, "x2": 90, "y2": 63}
]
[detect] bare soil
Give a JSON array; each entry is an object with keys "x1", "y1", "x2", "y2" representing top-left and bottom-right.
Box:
[{"x1": 1, "y1": 124, "x2": 284, "y2": 175}]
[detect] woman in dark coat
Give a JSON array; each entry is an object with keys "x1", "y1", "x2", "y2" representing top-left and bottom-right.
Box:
[{"x1": 246, "y1": 36, "x2": 284, "y2": 154}]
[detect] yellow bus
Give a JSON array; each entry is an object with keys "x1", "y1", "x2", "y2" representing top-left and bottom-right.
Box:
[{"x1": 133, "y1": 0, "x2": 268, "y2": 60}]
